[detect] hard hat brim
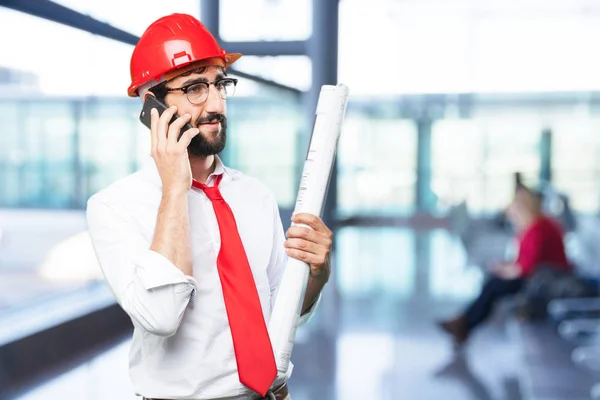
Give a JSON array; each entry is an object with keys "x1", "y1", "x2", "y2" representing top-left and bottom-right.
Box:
[{"x1": 128, "y1": 52, "x2": 242, "y2": 97}]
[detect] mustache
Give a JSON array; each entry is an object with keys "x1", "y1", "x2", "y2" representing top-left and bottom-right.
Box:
[{"x1": 196, "y1": 113, "x2": 225, "y2": 125}]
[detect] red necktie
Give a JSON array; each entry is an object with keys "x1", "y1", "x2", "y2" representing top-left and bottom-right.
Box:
[{"x1": 192, "y1": 174, "x2": 277, "y2": 396}]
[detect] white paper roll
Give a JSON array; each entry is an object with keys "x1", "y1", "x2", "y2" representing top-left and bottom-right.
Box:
[{"x1": 268, "y1": 83, "x2": 350, "y2": 373}]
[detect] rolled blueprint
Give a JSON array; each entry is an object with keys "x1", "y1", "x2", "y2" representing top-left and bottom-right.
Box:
[{"x1": 268, "y1": 83, "x2": 350, "y2": 373}]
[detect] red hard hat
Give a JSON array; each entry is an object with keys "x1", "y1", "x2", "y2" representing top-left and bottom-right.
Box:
[{"x1": 127, "y1": 13, "x2": 242, "y2": 97}]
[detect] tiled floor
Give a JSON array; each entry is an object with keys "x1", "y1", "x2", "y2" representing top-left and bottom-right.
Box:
[
  {"x1": 14, "y1": 338, "x2": 138, "y2": 400},
  {"x1": 12, "y1": 227, "x2": 527, "y2": 400}
]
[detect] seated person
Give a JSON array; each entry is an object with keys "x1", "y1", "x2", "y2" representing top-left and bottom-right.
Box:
[{"x1": 438, "y1": 185, "x2": 571, "y2": 345}]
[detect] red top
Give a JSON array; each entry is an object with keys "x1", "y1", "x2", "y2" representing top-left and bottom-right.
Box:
[{"x1": 516, "y1": 215, "x2": 570, "y2": 277}]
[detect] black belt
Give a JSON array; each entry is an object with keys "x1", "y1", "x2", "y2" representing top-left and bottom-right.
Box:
[
  {"x1": 144, "y1": 383, "x2": 289, "y2": 400},
  {"x1": 256, "y1": 382, "x2": 289, "y2": 400}
]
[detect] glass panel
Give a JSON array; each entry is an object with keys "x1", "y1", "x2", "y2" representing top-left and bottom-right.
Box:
[
  {"x1": 0, "y1": 84, "x2": 303, "y2": 212},
  {"x1": 473, "y1": 14, "x2": 600, "y2": 92},
  {"x1": 232, "y1": 56, "x2": 312, "y2": 92},
  {"x1": 432, "y1": 115, "x2": 541, "y2": 215},
  {"x1": 226, "y1": 74, "x2": 303, "y2": 208},
  {"x1": 22, "y1": 102, "x2": 77, "y2": 209},
  {"x1": 428, "y1": 229, "x2": 483, "y2": 300},
  {"x1": 0, "y1": 99, "x2": 143, "y2": 209},
  {"x1": 338, "y1": 111, "x2": 417, "y2": 217},
  {"x1": 0, "y1": 101, "x2": 22, "y2": 207},
  {"x1": 0, "y1": 101, "x2": 78, "y2": 209},
  {"x1": 79, "y1": 99, "x2": 143, "y2": 203},
  {"x1": 339, "y1": 1, "x2": 600, "y2": 95},
  {"x1": 220, "y1": 0, "x2": 311, "y2": 41},
  {"x1": 336, "y1": 227, "x2": 415, "y2": 299},
  {"x1": 339, "y1": 2, "x2": 473, "y2": 96},
  {"x1": 551, "y1": 118, "x2": 600, "y2": 213},
  {"x1": 431, "y1": 119, "x2": 484, "y2": 211},
  {"x1": 478, "y1": 115, "x2": 542, "y2": 212}
]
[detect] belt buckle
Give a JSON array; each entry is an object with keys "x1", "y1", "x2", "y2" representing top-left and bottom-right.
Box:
[{"x1": 250, "y1": 390, "x2": 276, "y2": 400}]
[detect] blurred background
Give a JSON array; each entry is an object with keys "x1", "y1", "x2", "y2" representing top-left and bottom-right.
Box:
[{"x1": 1, "y1": 0, "x2": 600, "y2": 399}]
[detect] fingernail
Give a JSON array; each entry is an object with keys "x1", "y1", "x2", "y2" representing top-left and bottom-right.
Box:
[
  {"x1": 151, "y1": 108, "x2": 157, "y2": 115},
  {"x1": 184, "y1": 113, "x2": 191, "y2": 118}
]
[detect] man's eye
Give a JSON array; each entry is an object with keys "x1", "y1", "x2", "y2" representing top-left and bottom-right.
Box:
[{"x1": 187, "y1": 85, "x2": 204, "y2": 94}]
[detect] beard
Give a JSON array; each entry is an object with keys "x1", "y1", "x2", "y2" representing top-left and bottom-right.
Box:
[{"x1": 187, "y1": 113, "x2": 227, "y2": 157}]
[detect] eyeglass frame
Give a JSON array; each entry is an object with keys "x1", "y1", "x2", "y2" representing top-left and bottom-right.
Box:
[{"x1": 165, "y1": 78, "x2": 239, "y2": 104}]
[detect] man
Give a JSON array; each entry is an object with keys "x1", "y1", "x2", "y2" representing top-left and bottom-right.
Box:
[
  {"x1": 86, "y1": 14, "x2": 331, "y2": 400},
  {"x1": 438, "y1": 185, "x2": 570, "y2": 345}
]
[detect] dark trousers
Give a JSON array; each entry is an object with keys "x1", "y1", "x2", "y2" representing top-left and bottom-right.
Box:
[{"x1": 465, "y1": 276, "x2": 525, "y2": 331}]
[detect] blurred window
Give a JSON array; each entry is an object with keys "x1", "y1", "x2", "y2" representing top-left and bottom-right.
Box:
[
  {"x1": 338, "y1": 111, "x2": 417, "y2": 217},
  {"x1": 339, "y1": 0, "x2": 600, "y2": 95},
  {"x1": 220, "y1": 0, "x2": 311, "y2": 41},
  {"x1": 225, "y1": 76, "x2": 303, "y2": 208},
  {"x1": 431, "y1": 116, "x2": 541, "y2": 215},
  {"x1": 336, "y1": 227, "x2": 415, "y2": 299},
  {"x1": 232, "y1": 56, "x2": 312, "y2": 92},
  {"x1": 551, "y1": 117, "x2": 600, "y2": 213}
]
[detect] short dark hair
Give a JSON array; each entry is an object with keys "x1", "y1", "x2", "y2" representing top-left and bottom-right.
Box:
[{"x1": 148, "y1": 81, "x2": 168, "y2": 104}]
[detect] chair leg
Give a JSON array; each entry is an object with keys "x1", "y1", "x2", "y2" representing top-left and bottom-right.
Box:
[{"x1": 591, "y1": 382, "x2": 600, "y2": 400}]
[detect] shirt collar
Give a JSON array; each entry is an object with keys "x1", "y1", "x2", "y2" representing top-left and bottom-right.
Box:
[
  {"x1": 144, "y1": 154, "x2": 238, "y2": 190},
  {"x1": 204, "y1": 155, "x2": 227, "y2": 187}
]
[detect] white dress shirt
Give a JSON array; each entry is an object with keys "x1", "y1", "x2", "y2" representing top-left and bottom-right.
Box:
[{"x1": 86, "y1": 156, "x2": 319, "y2": 400}]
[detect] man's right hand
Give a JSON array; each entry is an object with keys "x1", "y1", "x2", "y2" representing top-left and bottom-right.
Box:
[
  {"x1": 493, "y1": 263, "x2": 522, "y2": 280},
  {"x1": 150, "y1": 105, "x2": 200, "y2": 194}
]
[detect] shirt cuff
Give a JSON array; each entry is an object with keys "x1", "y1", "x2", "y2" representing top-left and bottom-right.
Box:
[
  {"x1": 135, "y1": 250, "x2": 197, "y2": 291},
  {"x1": 297, "y1": 292, "x2": 322, "y2": 327}
]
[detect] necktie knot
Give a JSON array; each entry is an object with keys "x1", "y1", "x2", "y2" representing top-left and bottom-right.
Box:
[
  {"x1": 192, "y1": 174, "x2": 224, "y2": 201},
  {"x1": 203, "y1": 186, "x2": 223, "y2": 201}
]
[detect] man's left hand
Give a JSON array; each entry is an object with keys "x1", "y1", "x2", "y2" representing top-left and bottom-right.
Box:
[{"x1": 285, "y1": 213, "x2": 332, "y2": 279}]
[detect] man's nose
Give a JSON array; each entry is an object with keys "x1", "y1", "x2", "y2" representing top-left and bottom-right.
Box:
[{"x1": 204, "y1": 84, "x2": 225, "y2": 113}]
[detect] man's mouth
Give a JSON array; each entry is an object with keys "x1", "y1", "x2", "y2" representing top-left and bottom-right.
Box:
[{"x1": 197, "y1": 114, "x2": 223, "y2": 128}]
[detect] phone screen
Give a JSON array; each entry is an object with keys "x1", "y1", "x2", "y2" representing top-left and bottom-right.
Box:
[{"x1": 139, "y1": 95, "x2": 194, "y2": 141}]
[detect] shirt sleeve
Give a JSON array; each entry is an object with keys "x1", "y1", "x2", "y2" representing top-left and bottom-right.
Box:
[
  {"x1": 86, "y1": 195, "x2": 197, "y2": 337},
  {"x1": 297, "y1": 290, "x2": 321, "y2": 326},
  {"x1": 265, "y1": 194, "x2": 321, "y2": 327}
]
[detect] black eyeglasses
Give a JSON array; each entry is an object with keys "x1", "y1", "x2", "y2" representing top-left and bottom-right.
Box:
[{"x1": 166, "y1": 78, "x2": 238, "y2": 104}]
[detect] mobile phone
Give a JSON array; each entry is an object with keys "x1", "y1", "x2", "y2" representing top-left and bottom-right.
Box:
[{"x1": 139, "y1": 95, "x2": 195, "y2": 141}]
